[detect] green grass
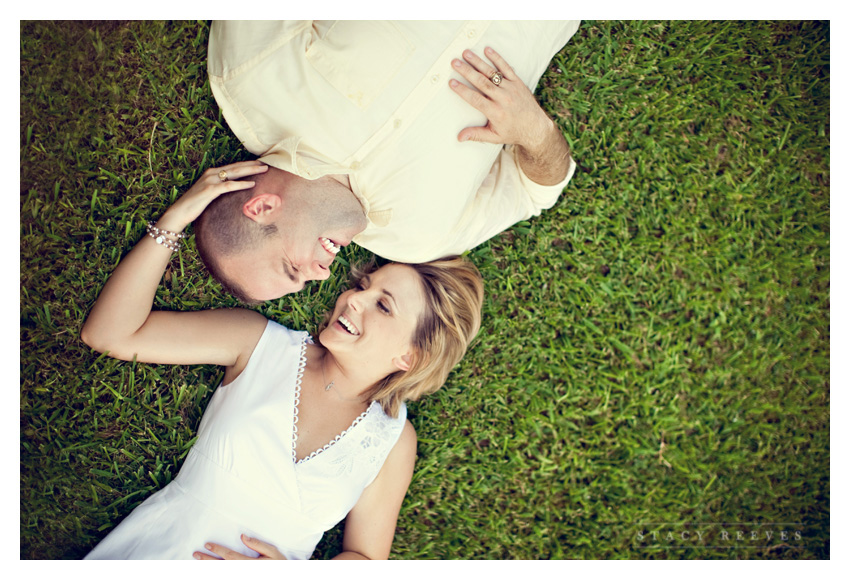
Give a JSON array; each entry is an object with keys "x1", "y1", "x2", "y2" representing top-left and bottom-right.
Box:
[{"x1": 20, "y1": 21, "x2": 829, "y2": 559}]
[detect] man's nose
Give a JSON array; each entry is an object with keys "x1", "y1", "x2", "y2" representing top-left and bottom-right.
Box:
[{"x1": 308, "y1": 261, "x2": 332, "y2": 281}]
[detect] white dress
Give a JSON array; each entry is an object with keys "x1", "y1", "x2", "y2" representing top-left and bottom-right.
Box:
[{"x1": 84, "y1": 321, "x2": 407, "y2": 560}]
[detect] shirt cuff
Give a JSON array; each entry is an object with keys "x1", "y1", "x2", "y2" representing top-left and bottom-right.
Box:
[{"x1": 511, "y1": 145, "x2": 577, "y2": 210}]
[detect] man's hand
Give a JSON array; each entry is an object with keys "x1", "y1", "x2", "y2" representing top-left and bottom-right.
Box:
[
  {"x1": 449, "y1": 47, "x2": 570, "y2": 186},
  {"x1": 193, "y1": 534, "x2": 287, "y2": 560}
]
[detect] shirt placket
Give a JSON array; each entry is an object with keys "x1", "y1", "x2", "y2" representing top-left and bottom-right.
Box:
[{"x1": 343, "y1": 20, "x2": 492, "y2": 171}]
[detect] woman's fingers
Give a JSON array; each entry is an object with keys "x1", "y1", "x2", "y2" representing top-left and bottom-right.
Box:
[
  {"x1": 148, "y1": 160, "x2": 267, "y2": 232},
  {"x1": 204, "y1": 160, "x2": 268, "y2": 184},
  {"x1": 195, "y1": 542, "x2": 253, "y2": 560},
  {"x1": 215, "y1": 178, "x2": 259, "y2": 195},
  {"x1": 221, "y1": 159, "x2": 268, "y2": 177},
  {"x1": 190, "y1": 162, "x2": 265, "y2": 205},
  {"x1": 241, "y1": 534, "x2": 286, "y2": 559},
  {"x1": 219, "y1": 159, "x2": 266, "y2": 171},
  {"x1": 192, "y1": 536, "x2": 285, "y2": 560}
]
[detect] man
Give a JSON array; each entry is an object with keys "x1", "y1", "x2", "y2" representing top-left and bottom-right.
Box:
[{"x1": 197, "y1": 21, "x2": 580, "y2": 301}]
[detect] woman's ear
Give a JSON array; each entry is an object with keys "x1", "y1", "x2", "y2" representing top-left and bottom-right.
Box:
[
  {"x1": 242, "y1": 193, "x2": 282, "y2": 223},
  {"x1": 393, "y1": 352, "x2": 413, "y2": 372}
]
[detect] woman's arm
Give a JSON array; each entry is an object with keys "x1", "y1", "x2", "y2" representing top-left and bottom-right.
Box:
[
  {"x1": 334, "y1": 420, "x2": 418, "y2": 560},
  {"x1": 81, "y1": 161, "x2": 269, "y2": 369}
]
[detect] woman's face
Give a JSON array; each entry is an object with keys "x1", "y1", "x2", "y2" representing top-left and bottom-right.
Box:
[{"x1": 320, "y1": 264, "x2": 426, "y2": 375}]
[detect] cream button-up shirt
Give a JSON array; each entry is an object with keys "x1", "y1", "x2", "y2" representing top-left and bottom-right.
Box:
[{"x1": 208, "y1": 20, "x2": 579, "y2": 263}]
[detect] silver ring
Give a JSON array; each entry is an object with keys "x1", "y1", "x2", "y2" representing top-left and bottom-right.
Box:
[
  {"x1": 489, "y1": 71, "x2": 503, "y2": 86},
  {"x1": 218, "y1": 170, "x2": 228, "y2": 182}
]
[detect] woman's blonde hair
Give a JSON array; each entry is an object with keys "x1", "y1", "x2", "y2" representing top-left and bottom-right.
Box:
[{"x1": 321, "y1": 256, "x2": 484, "y2": 418}]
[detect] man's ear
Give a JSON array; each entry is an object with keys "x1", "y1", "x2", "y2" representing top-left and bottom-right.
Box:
[
  {"x1": 242, "y1": 193, "x2": 282, "y2": 223},
  {"x1": 393, "y1": 352, "x2": 414, "y2": 372}
]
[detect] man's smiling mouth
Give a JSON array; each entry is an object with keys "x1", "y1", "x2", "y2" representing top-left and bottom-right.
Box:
[{"x1": 320, "y1": 237, "x2": 341, "y2": 255}]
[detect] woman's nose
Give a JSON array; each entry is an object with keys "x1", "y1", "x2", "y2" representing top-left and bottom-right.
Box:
[{"x1": 347, "y1": 291, "x2": 362, "y2": 311}]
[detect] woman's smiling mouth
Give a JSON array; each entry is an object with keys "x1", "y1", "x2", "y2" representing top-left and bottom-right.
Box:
[{"x1": 337, "y1": 313, "x2": 360, "y2": 335}]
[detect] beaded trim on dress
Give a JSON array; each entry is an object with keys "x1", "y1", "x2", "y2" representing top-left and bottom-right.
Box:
[{"x1": 291, "y1": 333, "x2": 373, "y2": 465}]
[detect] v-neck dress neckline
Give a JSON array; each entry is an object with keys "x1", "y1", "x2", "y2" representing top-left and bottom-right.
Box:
[{"x1": 291, "y1": 335, "x2": 375, "y2": 465}]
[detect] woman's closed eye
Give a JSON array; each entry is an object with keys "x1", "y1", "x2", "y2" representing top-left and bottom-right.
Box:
[{"x1": 353, "y1": 278, "x2": 391, "y2": 314}]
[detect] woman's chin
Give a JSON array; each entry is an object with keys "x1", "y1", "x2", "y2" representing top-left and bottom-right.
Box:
[
  {"x1": 318, "y1": 327, "x2": 332, "y2": 343},
  {"x1": 318, "y1": 327, "x2": 343, "y2": 351}
]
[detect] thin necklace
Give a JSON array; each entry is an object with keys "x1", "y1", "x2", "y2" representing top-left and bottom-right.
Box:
[{"x1": 320, "y1": 353, "x2": 363, "y2": 404}]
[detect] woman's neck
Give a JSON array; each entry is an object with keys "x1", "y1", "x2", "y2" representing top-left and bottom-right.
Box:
[{"x1": 311, "y1": 346, "x2": 377, "y2": 405}]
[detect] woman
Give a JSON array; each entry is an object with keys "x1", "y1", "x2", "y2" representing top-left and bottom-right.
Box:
[{"x1": 80, "y1": 161, "x2": 484, "y2": 560}]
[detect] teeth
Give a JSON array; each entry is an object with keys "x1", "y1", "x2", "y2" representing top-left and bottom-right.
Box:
[
  {"x1": 321, "y1": 237, "x2": 340, "y2": 254},
  {"x1": 338, "y1": 314, "x2": 359, "y2": 335}
]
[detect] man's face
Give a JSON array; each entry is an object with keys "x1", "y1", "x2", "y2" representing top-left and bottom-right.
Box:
[
  {"x1": 211, "y1": 170, "x2": 367, "y2": 301},
  {"x1": 218, "y1": 229, "x2": 352, "y2": 300}
]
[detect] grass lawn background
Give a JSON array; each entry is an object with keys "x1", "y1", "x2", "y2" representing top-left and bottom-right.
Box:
[{"x1": 20, "y1": 20, "x2": 829, "y2": 559}]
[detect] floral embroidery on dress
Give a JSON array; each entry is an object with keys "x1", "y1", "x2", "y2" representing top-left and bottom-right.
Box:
[{"x1": 326, "y1": 404, "x2": 403, "y2": 477}]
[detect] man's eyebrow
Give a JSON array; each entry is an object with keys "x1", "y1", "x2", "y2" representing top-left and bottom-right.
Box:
[{"x1": 281, "y1": 260, "x2": 299, "y2": 283}]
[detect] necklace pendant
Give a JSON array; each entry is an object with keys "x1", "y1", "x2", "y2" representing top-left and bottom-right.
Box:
[{"x1": 325, "y1": 381, "x2": 334, "y2": 391}]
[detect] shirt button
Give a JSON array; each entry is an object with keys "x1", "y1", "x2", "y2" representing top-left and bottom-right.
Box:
[
  {"x1": 431, "y1": 74, "x2": 440, "y2": 84},
  {"x1": 393, "y1": 119, "x2": 402, "y2": 129},
  {"x1": 350, "y1": 161, "x2": 360, "y2": 170},
  {"x1": 467, "y1": 29, "x2": 476, "y2": 38}
]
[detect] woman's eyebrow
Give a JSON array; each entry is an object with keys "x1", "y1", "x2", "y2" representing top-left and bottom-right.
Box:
[
  {"x1": 364, "y1": 275, "x2": 399, "y2": 310},
  {"x1": 381, "y1": 288, "x2": 399, "y2": 310}
]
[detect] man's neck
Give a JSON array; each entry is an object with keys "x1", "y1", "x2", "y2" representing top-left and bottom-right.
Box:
[{"x1": 280, "y1": 169, "x2": 367, "y2": 236}]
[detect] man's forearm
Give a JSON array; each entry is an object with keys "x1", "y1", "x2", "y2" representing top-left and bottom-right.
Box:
[{"x1": 515, "y1": 117, "x2": 571, "y2": 186}]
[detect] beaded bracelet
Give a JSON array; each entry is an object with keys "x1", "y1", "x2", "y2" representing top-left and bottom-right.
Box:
[
  {"x1": 146, "y1": 222, "x2": 187, "y2": 239},
  {"x1": 145, "y1": 222, "x2": 184, "y2": 252},
  {"x1": 146, "y1": 230, "x2": 181, "y2": 251}
]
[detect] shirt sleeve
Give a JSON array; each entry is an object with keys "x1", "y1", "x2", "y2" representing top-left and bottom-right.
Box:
[
  {"x1": 208, "y1": 21, "x2": 311, "y2": 79},
  {"x1": 452, "y1": 144, "x2": 576, "y2": 254},
  {"x1": 353, "y1": 143, "x2": 577, "y2": 264}
]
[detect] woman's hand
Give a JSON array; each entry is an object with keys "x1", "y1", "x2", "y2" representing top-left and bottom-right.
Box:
[
  {"x1": 157, "y1": 160, "x2": 268, "y2": 233},
  {"x1": 80, "y1": 158, "x2": 271, "y2": 367},
  {"x1": 193, "y1": 534, "x2": 286, "y2": 560},
  {"x1": 449, "y1": 47, "x2": 570, "y2": 186}
]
